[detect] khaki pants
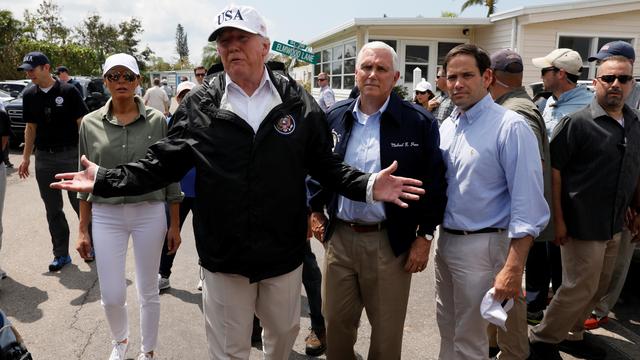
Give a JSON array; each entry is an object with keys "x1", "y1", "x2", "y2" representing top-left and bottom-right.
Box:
[
  {"x1": 529, "y1": 233, "x2": 621, "y2": 343},
  {"x1": 202, "y1": 266, "x2": 302, "y2": 360},
  {"x1": 323, "y1": 221, "x2": 411, "y2": 360},
  {"x1": 593, "y1": 229, "x2": 635, "y2": 317},
  {"x1": 486, "y1": 294, "x2": 530, "y2": 360},
  {"x1": 435, "y1": 231, "x2": 510, "y2": 360}
]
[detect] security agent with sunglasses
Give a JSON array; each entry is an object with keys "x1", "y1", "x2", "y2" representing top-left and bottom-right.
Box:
[
  {"x1": 532, "y1": 49, "x2": 593, "y2": 140},
  {"x1": 50, "y1": 4, "x2": 425, "y2": 359},
  {"x1": 17, "y1": 51, "x2": 89, "y2": 272},
  {"x1": 528, "y1": 54, "x2": 640, "y2": 360},
  {"x1": 584, "y1": 40, "x2": 640, "y2": 333}
]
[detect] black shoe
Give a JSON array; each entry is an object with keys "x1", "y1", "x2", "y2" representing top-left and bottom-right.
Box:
[
  {"x1": 558, "y1": 336, "x2": 606, "y2": 360},
  {"x1": 251, "y1": 316, "x2": 262, "y2": 345},
  {"x1": 5, "y1": 162, "x2": 13, "y2": 168},
  {"x1": 529, "y1": 341, "x2": 562, "y2": 360},
  {"x1": 304, "y1": 328, "x2": 326, "y2": 356},
  {"x1": 489, "y1": 346, "x2": 500, "y2": 359}
]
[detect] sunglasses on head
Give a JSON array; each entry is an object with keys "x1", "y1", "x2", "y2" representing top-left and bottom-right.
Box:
[
  {"x1": 105, "y1": 71, "x2": 137, "y2": 82},
  {"x1": 597, "y1": 74, "x2": 634, "y2": 84},
  {"x1": 541, "y1": 67, "x2": 560, "y2": 76}
]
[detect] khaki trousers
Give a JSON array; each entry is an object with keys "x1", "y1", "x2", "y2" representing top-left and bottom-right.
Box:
[
  {"x1": 487, "y1": 294, "x2": 529, "y2": 360},
  {"x1": 529, "y1": 233, "x2": 621, "y2": 343},
  {"x1": 435, "y1": 231, "x2": 510, "y2": 360},
  {"x1": 593, "y1": 229, "x2": 635, "y2": 317},
  {"x1": 323, "y1": 222, "x2": 411, "y2": 360},
  {"x1": 202, "y1": 266, "x2": 302, "y2": 360}
]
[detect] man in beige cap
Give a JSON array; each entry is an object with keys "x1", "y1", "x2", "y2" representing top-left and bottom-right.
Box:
[{"x1": 532, "y1": 49, "x2": 593, "y2": 139}]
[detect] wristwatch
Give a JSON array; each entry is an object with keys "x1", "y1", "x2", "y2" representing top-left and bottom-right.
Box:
[{"x1": 417, "y1": 228, "x2": 434, "y2": 241}]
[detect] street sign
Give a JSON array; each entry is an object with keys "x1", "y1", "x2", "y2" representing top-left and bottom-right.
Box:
[
  {"x1": 287, "y1": 40, "x2": 310, "y2": 51},
  {"x1": 272, "y1": 41, "x2": 318, "y2": 64}
]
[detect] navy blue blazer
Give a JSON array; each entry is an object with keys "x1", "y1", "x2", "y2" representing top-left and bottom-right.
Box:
[{"x1": 309, "y1": 92, "x2": 447, "y2": 256}]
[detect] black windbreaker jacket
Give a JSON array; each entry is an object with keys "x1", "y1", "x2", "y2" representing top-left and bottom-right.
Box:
[{"x1": 93, "y1": 64, "x2": 370, "y2": 282}]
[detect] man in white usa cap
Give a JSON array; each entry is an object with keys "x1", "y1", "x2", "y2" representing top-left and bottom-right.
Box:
[{"x1": 50, "y1": 3, "x2": 427, "y2": 359}]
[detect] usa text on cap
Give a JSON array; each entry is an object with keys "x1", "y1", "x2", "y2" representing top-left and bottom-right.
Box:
[
  {"x1": 17, "y1": 52, "x2": 50, "y2": 71},
  {"x1": 208, "y1": 4, "x2": 268, "y2": 41}
]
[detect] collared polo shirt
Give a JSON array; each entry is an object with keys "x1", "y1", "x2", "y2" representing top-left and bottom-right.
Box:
[
  {"x1": 551, "y1": 99, "x2": 640, "y2": 240},
  {"x1": 23, "y1": 79, "x2": 88, "y2": 148}
]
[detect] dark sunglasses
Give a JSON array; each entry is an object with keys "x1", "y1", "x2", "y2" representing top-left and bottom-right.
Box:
[
  {"x1": 105, "y1": 71, "x2": 137, "y2": 82},
  {"x1": 318, "y1": 78, "x2": 327, "y2": 81},
  {"x1": 597, "y1": 74, "x2": 634, "y2": 84},
  {"x1": 195, "y1": 73, "x2": 206, "y2": 77},
  {"x1": 541, "y1": 67, "x2": 560, "y2": 76},
  {"x1": 415, "y1": 90, "x2": 428, "y2": 95}
]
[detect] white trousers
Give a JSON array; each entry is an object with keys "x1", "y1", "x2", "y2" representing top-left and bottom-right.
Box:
[
  {"x1": 92, "y1": 202, "x2": 166, "y2": 353},
  {"x1": 202, "y1": 265, "x2": 302, "y2": 360},
  {"x1": 435, "y1": 231, "x2": 510, "y2": 360}
]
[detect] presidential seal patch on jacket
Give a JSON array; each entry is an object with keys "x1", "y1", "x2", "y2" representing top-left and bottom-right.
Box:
[{"x1": 274, "y1": 114, "x2": 295, "y2": 135}]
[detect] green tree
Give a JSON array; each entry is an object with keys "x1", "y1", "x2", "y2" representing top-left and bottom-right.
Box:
[
  {"x1": 175, "y1": 23, "x2": 189, "y2": 66},
  {"x1": 201, "y1": 42, "x2": 220, "y2": 69},
  {"x1": 0, "y1": 10, "x2": 25, "y2": 79},
  {"x1": 23, "y1": 0, "x2": 70, "y2": 44},
  {"x1": 461, "y1": 0, "x2": 498, "y2": 17},
  {"x1": 441, "y1": 11, "x2": 459, "y2": 18}
]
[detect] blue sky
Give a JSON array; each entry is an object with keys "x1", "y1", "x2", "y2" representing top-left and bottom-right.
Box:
[{"x1": 3, "y1": 0, "x2": 581, "y2": 64}]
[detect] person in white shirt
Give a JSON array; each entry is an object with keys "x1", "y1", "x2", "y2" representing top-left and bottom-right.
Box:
[
  {"x1": 143, "y1": 78, "x2": 169, "y2": 115},
  {"x1": 317, "y1": 72, "x2": 335, "y2": 112}
]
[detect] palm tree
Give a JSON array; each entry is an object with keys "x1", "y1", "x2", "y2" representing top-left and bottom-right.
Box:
[{"x1": 460, "y1": 0, "x2": 498, "y2": 17}]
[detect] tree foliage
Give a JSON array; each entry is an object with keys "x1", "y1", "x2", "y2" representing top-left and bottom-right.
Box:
[
  {"x1": 175, "y1": 24, "x2": 189, "y2": 66},
  {"x1": 23, "y1": 0, "x2": 70, "y2": 45},
  {"x1": 461, "y1": 0, "x2": 498, "y2": 17},
  {"x1": 201, "y1": 42, "x2": 220, "y2": 69},
  {"x1": 0, "y1": 0, "x2": 149, "y2": 79},
  {"x1": 441, "y1": 11, "x2": 459, "y2": 18}
]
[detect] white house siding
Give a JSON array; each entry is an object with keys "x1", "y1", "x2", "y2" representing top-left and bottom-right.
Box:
[
  {"x1": 519, "y1": 10, "x2": 640, "y2": 85},
  {"x1": 475, "y1": 19, "x2": 513, "y2": 56}
]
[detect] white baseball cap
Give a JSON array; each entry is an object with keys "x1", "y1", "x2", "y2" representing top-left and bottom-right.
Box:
[
  {"x1": 208, "y1": 4, "x2": 268, "y2": 41},
  {"x1": 415, "y1": 79, "x2": 433, "y2": 93},
  {"x1": 176, "y1": 81, "x2": 196, "y2": 97},
  {"x1": 102, "y1": 53, "x2": 140, "y2": 76},
  {"x1": 532, "y1": 48, "x2": 583, "y2": 76}
]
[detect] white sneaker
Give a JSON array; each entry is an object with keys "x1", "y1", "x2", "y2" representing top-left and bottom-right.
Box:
[
  {"x1": 158, "y1": 274, "x2": 170, "y2": 290},
  {"x1": 137, "y1": 353, "x2": 155, "y2": 360},
  {"x1": 197, "y1": 279, "x2": 203, "y2": 291},
  {"x1": 0, "y1": 267, "x2": 6, "y2": 279},
  {"x1": 109, "y1": 340, "x2": 128, "y2": 360}
]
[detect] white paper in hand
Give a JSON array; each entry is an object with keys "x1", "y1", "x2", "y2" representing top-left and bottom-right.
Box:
[{"x1": 480, "y1": 287, "x2": 514, "y2": 331}]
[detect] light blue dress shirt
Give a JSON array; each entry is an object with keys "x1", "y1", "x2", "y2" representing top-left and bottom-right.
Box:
[
  {"x1": 439, "y1": 94, "x2": 549, "y2": 239},
  {"x1": 336, "y1": 97, "x2": 389, "y2": 223},
  {"x1": 543, "y1": 85, "x2": 593, "y2": 140}
]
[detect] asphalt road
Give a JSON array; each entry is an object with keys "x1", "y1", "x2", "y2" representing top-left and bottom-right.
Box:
[{"x1": 0, "y1": 151, "x2": 638, "y2": 359}]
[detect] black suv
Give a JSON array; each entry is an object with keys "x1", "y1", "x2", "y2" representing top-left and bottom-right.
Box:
[{"x1": 5, "y1": 77, "x2": 109, "y2": 147}]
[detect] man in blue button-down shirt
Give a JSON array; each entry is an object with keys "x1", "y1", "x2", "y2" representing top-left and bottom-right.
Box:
[{"x1": 436, "y1": 44, "x2": 549, "y2": 360}]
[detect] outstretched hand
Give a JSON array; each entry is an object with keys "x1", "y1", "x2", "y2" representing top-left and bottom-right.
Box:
[
  {"x1": 50, "y1": 155, "x2": 97, "y2": 193},
  {"x1": 372, "y1": 161, "x2": 425, "y2": 208}
]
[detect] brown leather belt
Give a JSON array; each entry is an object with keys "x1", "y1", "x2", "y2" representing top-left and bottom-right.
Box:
[
  {"x1": 340, "y1": 220, "x2": 386, "y2": 233},
  {"x1": 443, "y1": 227, "x2": 504, "y2": 236}
]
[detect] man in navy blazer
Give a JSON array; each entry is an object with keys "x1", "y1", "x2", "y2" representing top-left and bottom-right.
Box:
[{"x1": 309, "y1": 41, "x2": 446, "y2": 359}]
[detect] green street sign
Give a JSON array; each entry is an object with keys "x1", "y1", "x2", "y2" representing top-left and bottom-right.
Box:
[
  {"x1": 287, "y1": 40, "x2": 310, "y2": 51},
  {"x1": 272, "y1": 41, "x2": 318, "y2": 64}
]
